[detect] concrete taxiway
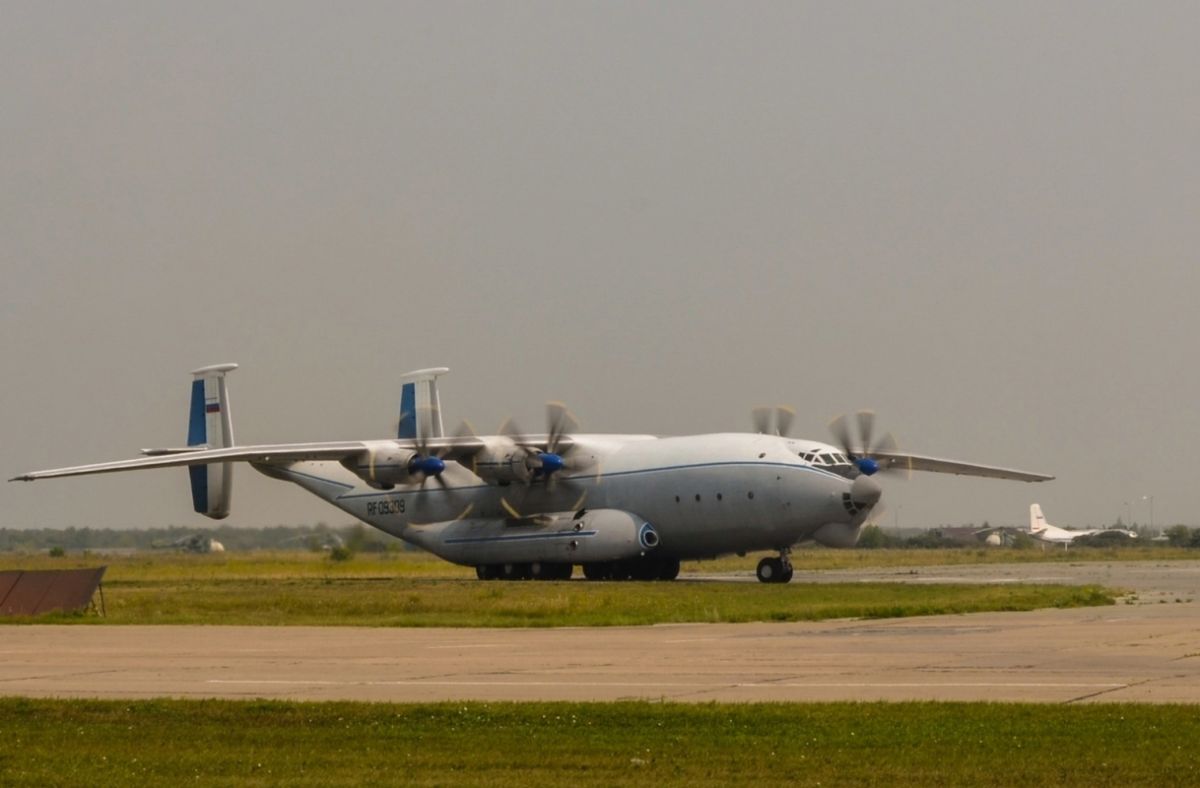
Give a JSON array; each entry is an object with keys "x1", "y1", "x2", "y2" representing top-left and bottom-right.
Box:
[{"x1": 2, "y1": 562, "x2": 1198, "y2": 704}]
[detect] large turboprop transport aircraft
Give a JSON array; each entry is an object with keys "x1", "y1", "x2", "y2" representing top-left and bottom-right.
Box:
[{"x1": 12, "y1": 365, "x2": 1053, "y2": 583}]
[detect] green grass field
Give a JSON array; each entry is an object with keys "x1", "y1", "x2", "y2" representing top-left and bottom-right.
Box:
[
  {"x1": 0, "y1": 551, "x2": 1115, "y2": 626},
  {"x1": 1, "y1": 699, "x2": 1196, "y2": 787}
]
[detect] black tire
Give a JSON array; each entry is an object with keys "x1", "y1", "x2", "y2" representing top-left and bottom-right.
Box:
[
  {"x1": 501, "y1": 562, "x2": 531, "y2": 580},
  {"x1": 657, "y1": 558, "x2": 681, "y2": 581},
  {"x1": 532, "y1": 562, "x2": 573, "y2": 581},
  {"x1": 756, "y1": 557, "x2": 783, "y2": 584},
  {"x1": 779, "y1": 566, "x2": 794, "y2": 583},
  {"x1": 630, "y1": 560, "x2": 659, "y2": 581},
  {"x1": 582, "y1": 562, "x2": 609, "y2": 580}
]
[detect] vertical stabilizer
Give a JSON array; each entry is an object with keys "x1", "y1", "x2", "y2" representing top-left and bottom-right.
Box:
[
  {"x1": 397, "y1": 367, "x2": 450, "y2": 441},
  {"x1": 1029, "y1": 503, "x2": 1047, "y2": 533},
  {"x1": 187, "y1": 363, "x2": 237, "y2": 519}
]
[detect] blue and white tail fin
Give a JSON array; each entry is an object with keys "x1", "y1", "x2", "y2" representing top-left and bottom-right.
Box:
[
  {"x1": 397, "y1": 367, "x2": 450, "y2": 441},
  {"x1": 187, "y1": 363, "x2": 238, "y2": 519}
]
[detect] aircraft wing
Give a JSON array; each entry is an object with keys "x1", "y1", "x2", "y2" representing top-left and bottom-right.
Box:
[
  {"x1": 9, "y1": 435, "x2": 501, "y2": 482},
  {"x1": 9, "y1": 442, "x2": 373, "y2": 481},
  {"x1": 871, "y1": 451, "x2": 1054, "y2": 482}
]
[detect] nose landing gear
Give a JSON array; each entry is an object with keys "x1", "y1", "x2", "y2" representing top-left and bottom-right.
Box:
[{"x1": 756, "y1": 549, "x2": 794, "y2": 584}]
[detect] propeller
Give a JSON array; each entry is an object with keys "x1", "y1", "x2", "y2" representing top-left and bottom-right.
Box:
[
  {"x1": 499, "y1": 401, "x2": 595, "y2": 517},
  {"x1": 407, "y1": 418, "x2": 477, "y2": 523},
  {"x1": 828, "y1": 410, "x2": 910, "y2": 478},
  {"x1": 752, "y1": 405, "x2": 797, "y2": 436}
]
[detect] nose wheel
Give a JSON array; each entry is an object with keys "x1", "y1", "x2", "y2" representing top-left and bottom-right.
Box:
[{"x1": 756, "y1": 551, "x2": 794, "y2": 584}]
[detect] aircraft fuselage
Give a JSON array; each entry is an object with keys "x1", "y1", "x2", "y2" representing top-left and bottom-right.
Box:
[{"x1": 257, "y1": 432, "x2": 867, "y2": 564}]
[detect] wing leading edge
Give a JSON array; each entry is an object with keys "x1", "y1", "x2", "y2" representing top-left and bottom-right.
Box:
[
  {"x1": 9, "y1": 442, "x2": 371, "y2": 481},
  {"x1": 871, "y1": 451, "x2": 1054, "y2": 482}
]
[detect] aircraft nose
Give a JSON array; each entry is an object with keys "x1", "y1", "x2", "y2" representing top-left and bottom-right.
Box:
[{"x1": 850, "y1": 474, "x2": 882, "y2": 508}]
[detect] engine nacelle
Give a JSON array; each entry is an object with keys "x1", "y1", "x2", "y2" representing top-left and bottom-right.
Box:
[
  {"x1": 472, "y1": 437, "x2": 534, "y2": 484},
  {"x1": 427, "y1": 509, "x2": 659, "y2": 565},
  {"x1": 341, "y1": 445, "x2": 419, "y2": 489}
]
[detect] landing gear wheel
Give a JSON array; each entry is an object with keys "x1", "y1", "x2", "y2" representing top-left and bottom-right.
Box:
[
  {"x1": 779, "y1": 565, "x2": 794, "y2": 583},
  {"x1": 756, "y1": 557, "x2": 782, "y2": 583},
  {"x1": 657, "y1": 558, "x2": 681, "y2": 581},
  {"x1": 501, "y1": 562, "x2": 531, "y2": 580},
  {"x1": 631, "y1": 560, "x2": 660, "y2": 581},
  {"x1": 609, "y1": 562, "x2": 633, "y2": 581},
  {"x1": 476, "y1": 565, "x2": 500, "y2": 580},
  {"x1": 582, "y1": 562, "x2": 610, "y2": 580},
  {"x1": 531, "y1": 562, "x2": 573, "y2": 581}
]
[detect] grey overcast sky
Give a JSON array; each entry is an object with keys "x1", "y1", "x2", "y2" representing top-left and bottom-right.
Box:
[{"x1": 3, "y1": 2, "x2": 1198, "y2": 531}]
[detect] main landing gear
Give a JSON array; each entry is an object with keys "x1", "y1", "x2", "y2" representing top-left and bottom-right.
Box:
[
  {"x1": 581, "y1": 557, "x2": 680, "y2": 581},
  {"x1": 474, "y1": 557, "x2": 681, "y2": 581},
  {"x1": 475, "y1": 562, "x2": 573, "y2": 581},
  {"x1": 756, "y1": 550, "x2": 794, "y2": 584}
]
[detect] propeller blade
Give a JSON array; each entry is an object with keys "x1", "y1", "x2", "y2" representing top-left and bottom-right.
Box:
[
  {"x1": 500, "y1": 496, "x2": 522, "y2": 519},
  {"x1": 830, "y1": 411, "x2": 913, "y2": 480},
  {"x1": 775, "y1": 406, "x2": 795, "y2": 437},
  {"x1": 545, "y1": 401, "x2": 578, "y2": 454},
  {"x1": 829, "y1": 414, "x2": 854, "y2": 457},
  {"x1": 856, "y1": 411, "x2": 876, "y2": 458},
  {"x1": 752, "y1": 407, "x2": 772, "y2": 435},
  {"x1": 498, "y1": 416, "x2": 522, "y2": 440},
  {"x1": 873, "y1": 431, "x2": 898, "y2": 456},
  {"x1": 445, "y1": 419, "x2": 480, "y2": 472}
]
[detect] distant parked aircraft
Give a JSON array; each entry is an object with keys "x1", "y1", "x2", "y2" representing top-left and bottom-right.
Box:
[
  {"x1": 1028, "y1": 504, "x2": 1136, "y2": 546},
  {"x1": 154, "y1": 534, "x2": 225, "y2": 554}
]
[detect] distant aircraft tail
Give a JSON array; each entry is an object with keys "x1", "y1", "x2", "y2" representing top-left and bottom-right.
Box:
[
  {"x1": 186, "y1": 364, "x2": 238, "y2": 519},
  {"x1": 397, "y1": 367, "x2": 450, "y2": 441},
  {"x1": 1029, "y1": 503, "x2": 1048, "y2": 533}
]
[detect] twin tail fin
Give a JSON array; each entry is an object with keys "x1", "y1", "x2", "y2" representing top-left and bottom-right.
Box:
[{"x1": 187, "y1": 364, "x2": 237, "y2": 519}]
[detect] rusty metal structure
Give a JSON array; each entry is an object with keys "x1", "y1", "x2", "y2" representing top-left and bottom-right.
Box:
[{"x1": 0, "y1": 567, "x2": 106, "y2": 616}]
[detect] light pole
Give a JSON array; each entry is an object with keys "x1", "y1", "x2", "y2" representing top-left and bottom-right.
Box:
[
  {"x1": 1122, "y1": 501, "x2": 1133, "y2": 528},
  {"x1": 1141, "y1": 495, "x2": 1154, "y2": 532}
]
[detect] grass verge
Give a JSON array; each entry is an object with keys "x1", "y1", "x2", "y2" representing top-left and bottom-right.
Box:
[
  {"x1": 0, "y1": 551, "x2": 1117, "y2": 626},
  {"x1": 4, "y1": 577, "x2": 1113, "y2": 627},
  {"x1": 1, "y1": 698, "x2": 1196, "y2": 786}
]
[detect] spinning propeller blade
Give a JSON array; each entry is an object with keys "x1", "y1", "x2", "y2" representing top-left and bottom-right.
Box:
[
  {"x1": 829, "y1": 410, "x2": 907, "y2": 478},
  {"x1": 753, "y1": 405, "x2": 796, "y2": 436},
  {"x1": 499, "y1": 401, "x2": 592, "y2": 518}
]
